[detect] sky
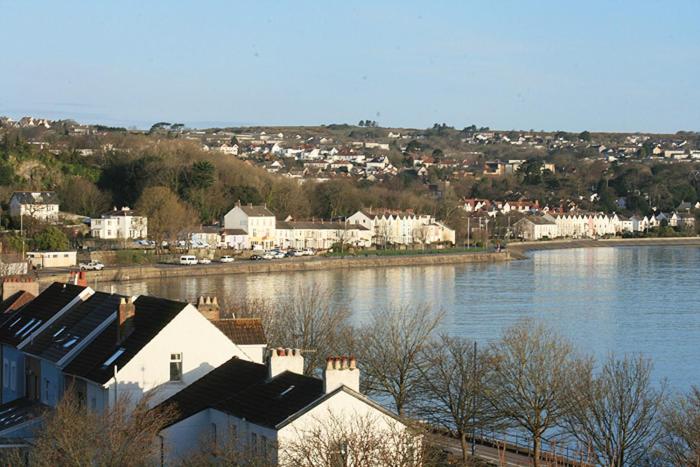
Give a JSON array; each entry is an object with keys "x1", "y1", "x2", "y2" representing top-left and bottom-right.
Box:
[{"x1": 1, "y1": 0, "x2": 699, "y2": 132}]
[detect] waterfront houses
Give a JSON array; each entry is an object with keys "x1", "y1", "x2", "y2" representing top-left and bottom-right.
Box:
[
  {"x1": 347, "y1": 209, "x2": 456, "y2": 247},
  {"x1": 90, "y1": 206, "x2": 148, "y2": 240},
  {"x1": 223, "y1": 203, "x2": 277, "y2": 250}
]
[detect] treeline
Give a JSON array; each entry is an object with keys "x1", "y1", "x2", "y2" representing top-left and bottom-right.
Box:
[{"x1": 232, "y1": 287, "x2": 700, "y2": 466}]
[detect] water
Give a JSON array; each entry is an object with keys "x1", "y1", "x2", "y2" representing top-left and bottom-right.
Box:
[{"x1": 103, "y1": 246, "x2": 700, "y2": 390}]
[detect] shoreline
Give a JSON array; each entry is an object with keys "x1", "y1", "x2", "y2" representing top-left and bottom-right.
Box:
[
  {"x1": 37, "y1": 250, "x2": 511, "y2": 285},
  {"x1": 507, "y1": 236, "x2": 700, "y2": 258}
]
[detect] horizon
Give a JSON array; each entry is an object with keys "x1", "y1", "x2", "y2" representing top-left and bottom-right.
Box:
[{"x1": 1, "y1": 1, "x2": 699, "y2": 133}]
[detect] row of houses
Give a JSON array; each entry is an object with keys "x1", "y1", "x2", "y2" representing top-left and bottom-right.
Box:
[
  {"x1": 219, "y1": 203, "x2": 455, "y2": 250},
  {"x1": 0, "y1": 278, "x2": 410, "y2": 464},
  {"x1": 514, "y1": 212, "x2": 697, "y2": 240}
]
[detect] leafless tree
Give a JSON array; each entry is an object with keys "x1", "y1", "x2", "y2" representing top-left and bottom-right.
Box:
[
  {"x1": 562, "y1": 353, "x2": 665, "y2": 466},
  {"x1": 226, "y1": 284, "x2": 352, "y2": 376},
  {"x1": 487, "y1": 320, "x2": 574, "y2": 467},
  {"x1": 5, "y1": 391, "x2": 176, "y2": 467},
  {"x1": 658, "y1": 386, "x2": 700, "y2": 466},
  {"x1": 415, "y1": 335, "x2": 503, "y2": 464},
  {"x1": 178, "y1": 425, "x2": 272, "y2": 467},
  {"x1": 356, "y1": 305, "x2": 444, "y2": 416},
  {"x1": 281, "y1": 410, "x2": 435, "y2": 467}
]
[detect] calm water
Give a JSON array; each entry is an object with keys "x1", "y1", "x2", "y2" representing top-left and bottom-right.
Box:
[{"x1": 102, "y1": 246, "x2": 700, "y2": 390}]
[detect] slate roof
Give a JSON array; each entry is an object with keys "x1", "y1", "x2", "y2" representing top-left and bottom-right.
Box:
[
  {"x1": 0, "y1": 398, "x2": 50, "y2": 436},
  {"x1": 238, "y1": 205, "x2": 275, "y2": 217},
  {"x1": 221, "y1": 229, "x2": 247, "y2": 235},
  {"x1": 10, "y1": 191, "x2": 59, "y2": 205},
  {"x1": 212, "y1": 318, "x2": 266, "y2": 345},
  {"x1": 21, "y1": 291, "x2": 122, "y2": 365},
  {"x1": 158, "y1": 358, "x2": 324, "y2": 429},
  {"x1": 0, "y1": 283, "x2": 86, "y2": 347},
  {"x1": 63, "y1": 295, "x2": 186, "y2": 384}
]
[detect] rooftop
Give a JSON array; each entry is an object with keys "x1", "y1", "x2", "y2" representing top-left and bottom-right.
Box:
[{"x1": 212, "y1": 318, "x2": 266, "y2": 346}]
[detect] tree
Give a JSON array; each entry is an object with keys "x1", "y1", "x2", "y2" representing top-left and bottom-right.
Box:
[
  {"x1": 488, "y1": 321, "x2": 574, "y2": 467},
  {"x1": 659, "y1": 386, "x2": 700, "y2": 465},
  {"x1": 356, "y1": 305, "x2": 444, "y2": 415},
  {"x1": 33, "y1": 226, "x2": 70, "y2": 251},
  {"x1": 58, "y1": 176, "x2": 111, "y2": 216},
  {"x1": 135, "y1": 186, "x2": 196, "y2": 247},
  {"x1": 5, "y1": 391, "x2": 175, "y2": 466},
  {"x1": 563, "y1": 354, "x2": 665, "y2": 466},
  {"x1": 416, "y1": 335, "x2": 501, "y2": 463},
  {"x1": 579, "y1": 130, "x2": 592, "y2": 142}
]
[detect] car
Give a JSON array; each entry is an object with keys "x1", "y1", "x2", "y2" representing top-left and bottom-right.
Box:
[
  {"x1": 262, "y1": 252, "x2": 275, "y2": 260},
  {"x1": 79, "y1": 261, "x2": 104, "y2": 271},
  {"x1": 270, "y1": 250, "x2": 285, "y2": 259},
  {"x1": 249, "y1": 254, "x2": 263, "y2": 261},
  {"x1": 219, "y1": 255, "x2": 235, "y2": 263},
  {"x1": 179, "y1": 255, "x2": 198, "y2": 265},
  {"x1": 301, "y1": 248, "x2": 315, "y2": 256},
  {"x1": 197, "y1": 258, "x2": 211, "y2": 264}
]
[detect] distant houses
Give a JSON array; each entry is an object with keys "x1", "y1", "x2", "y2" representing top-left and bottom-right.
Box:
[
  {"x1": 9, "y1": 191, "x2": 60, "y2": 222},
  {"x1": 90, "y1": 207, "x2": 148, "y2": 240}
]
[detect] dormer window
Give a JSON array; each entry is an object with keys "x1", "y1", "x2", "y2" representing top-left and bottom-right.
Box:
[{"x1": 170, "y1": 353, "x2": 182, "y2": 381}]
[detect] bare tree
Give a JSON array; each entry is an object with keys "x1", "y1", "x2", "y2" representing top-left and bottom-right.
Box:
[
  {"x1": 659, "y1": 386, "x2": 700, "y2": 466},
  {"x1": 356, "y1": 305, "x2": 444, "y2": 416},
  {"x1": 487, "y1": 320, "x2": 574, "y2": 467},
  {"x1": 415, "y1": 335, "x2": 502, "y2": 464},
  {"x1": 135, "y1": 186, "x2": 197, "y2": 250},
  {"x1": 562, "y1": 354, "x2": 665, "y2": 466},
  {"x1": 281, "y1": 410, "x2": 434, "y2": 467},
  {"x1": 227, "y1": 285, "x2": 352, "y2": 376},
  {"x1": 5, "y1": 391, "x2": 175, "y2": 467},
  {"x1": 178, "y1": 425, "x2": 273, "y2": 467}
]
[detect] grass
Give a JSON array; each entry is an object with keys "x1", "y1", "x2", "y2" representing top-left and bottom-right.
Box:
[{"x1": 326, "y1": 246, "x2": 488, "y2": 257}]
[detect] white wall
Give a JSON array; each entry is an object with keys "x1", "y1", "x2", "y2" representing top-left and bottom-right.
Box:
[{"x1": 107, "y1": 304, "x2": 250, "y2": 407}]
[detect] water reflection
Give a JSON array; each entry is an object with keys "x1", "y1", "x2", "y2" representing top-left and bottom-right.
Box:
[{"x1": 101, "y1": 246, "x2": 700, "y2": 390}]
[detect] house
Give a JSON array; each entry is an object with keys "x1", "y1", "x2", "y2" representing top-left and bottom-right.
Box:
[
  {"x1": 157, "y1": 351, "x2": 413, "y2": 465},
  {"x1": 190, "y1": 226, "x2": 221, "y2": 247},
  {"x1": 26, "y1": 251, "x2": 77, "y2": 269},
  {"x1": 221, "y1": 229, "x2": 249, "y2": 250},
  {"x1": 90, "y1": 207, "x2": 148, "y2": 240},
  {"x1": 275, "y1": 221, "x2": 372, "y2": 250},
  {"x1": 347, "y1": 209, "x2": 455, "y2": 247},
  {"x1": 513, "y1": 216, "x2": 558, "y2": 240},
  {"x1": 223, "y1": 203, "x2": 276, "y2": 250},
  {"x1": 9, "y1": 192, "x2": 60, "y2": 222},
  {"x1": 0, "y1": 282, "x2": 259, "y2": 439}
]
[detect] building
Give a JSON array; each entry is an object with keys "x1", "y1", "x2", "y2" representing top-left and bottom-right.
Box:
[
  {"x1": 275, "y1": 221, "x2": 372, "y2": 250},
  {"x1": 221, "y1": 229, "x2": 249, "y2": 250},
  {"x1": 157, "y1": 351, "x2": 412, "y2": 465},
  {"x1": 26, "y1": 251, "x2": 77, "y2": 269},
  {"x1": 513, "y1": 216, "x2": 558, "y2": 240},
  {"x1": 347, "y1": 209, "x2": 455, "y2": 247},
  {"x1": 90, "y1": 207, "x2": 148, "y2": 240},
  {"x1": 9, "y1": 192, "x2": 60, "y2": 222},
  {"x1": 0, "y1": 282, "x2": 259, "y2": 439},
  {"x1": 223, "y1": 203, "x2": 276, "y2": 250}
]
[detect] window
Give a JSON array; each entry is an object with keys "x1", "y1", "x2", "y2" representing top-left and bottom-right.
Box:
[
  {"x1": 10, "y1": 362, "x2": 16, "y2": 392},
  {"x1": 2, "y1": 359, "x2": 8, "y2": 389},
  {"x1": 44, "y1": 379, "x2": 50, "y2": 402},
  {"x1": 169, "y1": 353, "x2": 182, "y2": 381}
]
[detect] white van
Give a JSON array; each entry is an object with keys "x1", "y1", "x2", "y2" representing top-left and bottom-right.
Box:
[{"x1": 179, "y1": 255, "x2": 198, "y2": 265}]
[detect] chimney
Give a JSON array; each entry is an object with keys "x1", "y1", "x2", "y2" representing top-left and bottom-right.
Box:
[
  {"x1": 117, "y1": 297, "x2": 136, "y2": 343},
  {"x1": 68, "y1": 270, "x2": 87, "y2": 287},
  {"x1": 323, "y1": 356, "x2": 360, "y2": 393},
  {"x1": 197, "y1": 296, "x2": 220, "y2": 320},
  {"x1": 2, "y1": 275, "x2": 39, "y2": 301},
  {"x1": 267, "y1": 347, "x2": 304, "y2": 379}
]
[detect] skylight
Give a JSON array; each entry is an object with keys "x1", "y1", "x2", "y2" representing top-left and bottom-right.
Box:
[
  {"x1": 102, "y1": 348, "x2": 125, "y2": 368},
  {"x1": 19, "y1": 320, "x2": 43, "y2": 338},
  {"x1": 52, "y1": 326, "x2": 66, "y2": 338},
  {"x1": 8, "y1": 317, "x2": 22, "y2": 329},
  {"x1": 62, "y1": 337, "x2": 79, "y2": 348},
  {"x1": 14, "y1": 319, "x2": 36, "y2": 336},
  {"x1": 279, "y1": 385, "x2": 296, "y2": 398}
]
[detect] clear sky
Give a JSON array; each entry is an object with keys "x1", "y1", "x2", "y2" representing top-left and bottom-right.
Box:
[{"x1": 1, "y1": 0, "x2": 698, "y2": 132}]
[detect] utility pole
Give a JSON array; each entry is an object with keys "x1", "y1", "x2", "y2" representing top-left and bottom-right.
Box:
[
  {"x1": 471, "y1": 340, "x2": 477, "y2": 457},
  {"x1": 467, "y1": 216, "x2": 470, "y2": 249}
]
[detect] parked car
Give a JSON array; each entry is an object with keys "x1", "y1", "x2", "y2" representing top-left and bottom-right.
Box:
[
  {"x1": 197, "y1": 258, "x2": 211, "y2": 264},
  {"x1": 219, "y1": 255, "x2": 234, "y2": 263},
  {"x1": 249, "y1": 254, "x2": 263, "y2": 261},
  {"x1": 79, "y1": 261, "x2": 104, "y2": 271},
  {"x1": 262, "y1": 252, "x2": 275, "y2": 260},
  {"x1": 301, "y1": 248, "x2": 315, "y2": 256},
  {"x1": 270, "y1": 250, "x2": 285, "y2": 259},
  {"x1": 180, "y1": 255, "x2": 198, "y2": 265}
]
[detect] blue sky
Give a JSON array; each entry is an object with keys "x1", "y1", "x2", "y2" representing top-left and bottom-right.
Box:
[{"x1": 1, "y1": 0, "x2": 698, "y2": 132}]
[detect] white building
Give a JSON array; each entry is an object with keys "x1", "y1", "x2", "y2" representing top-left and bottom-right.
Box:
[
  {"x1": 158, "y1": 351, "x2": 413, "y2": 466},
  {"x1": 9, "y1": 191, "x2": 60, "y2": 222},
  {"x1": 223, "y1": 204, "x2": 277, "y2": 250},
  {"x1": 513, "y1": 216, "x2": 558, "y2": 240},
  {"x1": 90, "y1": 207, "x2": 148, "y2": 240},
  {"x1": 26, "y1": 251, "x2": 77, "y2": 269},
  {"x1": 347, "y1": 210, "x2": 456, "y2": 247},
  {"x1": 275, "y1": 221, "x2": 372, "y2": 250}
]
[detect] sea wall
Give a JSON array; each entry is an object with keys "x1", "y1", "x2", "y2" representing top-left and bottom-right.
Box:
[
  {"x1": 38, "y1": 251, "x2": 511, "y2": 285},
  {"x1": 507, "y1": 236, "x2": 700, "y2": 257}
]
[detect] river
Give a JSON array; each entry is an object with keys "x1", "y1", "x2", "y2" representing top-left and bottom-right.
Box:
[{"x1": 101, "y1": 246, "x2": 700, "y2": 390}]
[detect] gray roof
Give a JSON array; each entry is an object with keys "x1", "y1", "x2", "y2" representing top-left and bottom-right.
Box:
[
  {"x1": 238, "y1": 205, "x2": 275, "y2": 217},
  {"x1": 11, "y1": 191, "x2": 59, "y2": 205}
]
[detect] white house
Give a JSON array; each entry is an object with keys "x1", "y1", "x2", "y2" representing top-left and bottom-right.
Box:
[
  {"x1": 9, "y1": 192, "x2": 60, "y2": 222},
  {"x1": 513, "y1": 216, "x2": 558, "y2": 240},
  {"x1": 275, "y1": 221, "x2": 372, "y2": 250},
  {"x1": 90, "y1": 207, "x2": 148, "y2": 240},
  {"x1": 223, "y1": 203, "x2": 277, "y2": 250},
  {"x1": 347, "y1": 209, "x2": 455, "y2": 247},
  {"x1": 26, "y1": 251, "x2": 77, "y2": 269},
  {"x1": 158, "y1": 351, "x2": 412, "y2": 466},
  {"x1": 221, "y1": 229, "x2": 249, "y2": 250}
]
